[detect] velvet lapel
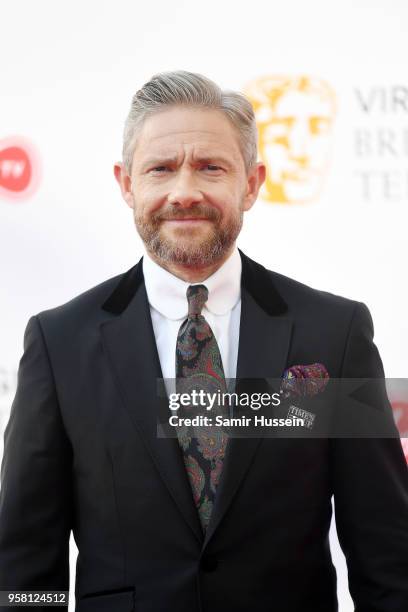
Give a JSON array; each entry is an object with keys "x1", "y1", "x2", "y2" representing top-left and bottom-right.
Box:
[
  {"x1": 99, "y1": 249, "x2": 293, "y2": 551},
  {"x1": 202, "y1": 250, "x2": 293, "y2": 548},
  {"x1": 100, "y1": 262, "x2": 204, "y2": 544}
]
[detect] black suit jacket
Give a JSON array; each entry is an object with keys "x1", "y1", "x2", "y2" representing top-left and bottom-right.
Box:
[{"x1": 1, "y1": 249, "x2": 407, "y2": 612}]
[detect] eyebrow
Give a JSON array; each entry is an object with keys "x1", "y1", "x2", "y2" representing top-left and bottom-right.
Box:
[
  {"x1": 140, "y1": 156, "x2": 177, "y2": 170},
  {"x1": 195, "y1": 155, "x2": 233, "y2": 166},
  {"x1": 140, "y1": 154, "x2": 234, "y2": 170}
]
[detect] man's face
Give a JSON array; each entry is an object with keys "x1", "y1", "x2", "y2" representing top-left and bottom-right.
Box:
[
  {"x1": 115, "y1": 106, "x2": 265, "y2": 267},
  {"x1": 259, "y1": 90, "x2": 333, "y2": 203}
]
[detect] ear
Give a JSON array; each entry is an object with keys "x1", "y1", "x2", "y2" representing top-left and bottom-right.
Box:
[
  {"x1": 113, "y1": 162, "x2": 134, "y2": 209},
  {"x1": 242, "y1": 161, "x2": 266, "y2": 212}
]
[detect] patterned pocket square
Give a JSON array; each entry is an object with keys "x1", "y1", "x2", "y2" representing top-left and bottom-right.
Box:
[{"x1": 280, "y1": 363, "x2": 329, "y2": 399}]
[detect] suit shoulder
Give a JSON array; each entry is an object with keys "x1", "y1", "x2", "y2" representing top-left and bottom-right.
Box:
[
  {"x1": 264, "y1": 268, "x2": 374, "y2": 372},
  {"x1": 266, "y1": 266, "x2": 360, "y2": 317},
  {"x1": 33, "y1": 267, "x2": 133, "y2": 327},
  {"x1": 240, "y1": 250, "x2": 360, "y2": 319}
]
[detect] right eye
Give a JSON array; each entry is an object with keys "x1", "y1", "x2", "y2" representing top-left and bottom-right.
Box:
[{"x1": 150, "y1": 166, "x2": 169, "y2": 172}]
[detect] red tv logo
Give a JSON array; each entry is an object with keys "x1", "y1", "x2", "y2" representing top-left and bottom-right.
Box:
[
  {"x1": 0, "y1": 137, "x2": 41, "y2": 201},
  {"x1": 391, "y1": 400, "x2": 408, "y2": 464}
]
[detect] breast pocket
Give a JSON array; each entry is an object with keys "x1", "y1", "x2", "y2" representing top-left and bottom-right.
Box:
[{"x1": 76, "y1": 588, "x2": 136, "y2": 612}]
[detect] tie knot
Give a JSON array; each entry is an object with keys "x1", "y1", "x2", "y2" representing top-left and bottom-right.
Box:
[{"x1": 186, "y1": 284, "x2": 208, "y2": 316}]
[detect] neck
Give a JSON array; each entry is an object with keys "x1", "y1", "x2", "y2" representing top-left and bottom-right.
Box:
[{"x1": 146, "y1": 246, "x2": 235, "y2": 283}]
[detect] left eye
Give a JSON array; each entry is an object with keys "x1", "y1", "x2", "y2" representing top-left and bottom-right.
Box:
[{"x1": 204, "y1": 165, "x2": 221, "y2": 171}]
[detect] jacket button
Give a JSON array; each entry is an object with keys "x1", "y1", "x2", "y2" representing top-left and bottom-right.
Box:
[{"x1": 200, "y1": 554, "x2": 218, "y2": 572}]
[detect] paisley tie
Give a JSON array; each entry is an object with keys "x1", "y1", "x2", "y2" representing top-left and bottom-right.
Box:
[{"x1": 175, "y1": 284, "x2": 229, "y2": 532}]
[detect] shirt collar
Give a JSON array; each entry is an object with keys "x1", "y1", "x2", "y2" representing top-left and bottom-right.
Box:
[{"x1": 142, "y1": 247, "x2": 242, "y2": 320}]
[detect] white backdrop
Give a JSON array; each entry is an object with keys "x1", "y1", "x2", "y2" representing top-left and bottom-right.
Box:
[{"x1": 1, "y1": 1, "x2": 408, "y2": 610}]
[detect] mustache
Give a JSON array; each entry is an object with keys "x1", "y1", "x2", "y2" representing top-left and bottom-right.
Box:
[{"x1": 152, "y1": 204, "x2": 220, "y2": 222}]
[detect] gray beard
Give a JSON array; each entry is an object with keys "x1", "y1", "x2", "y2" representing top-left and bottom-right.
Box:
[{"x1": 134, "y1": 214, "x2": 243, "y2": 266}]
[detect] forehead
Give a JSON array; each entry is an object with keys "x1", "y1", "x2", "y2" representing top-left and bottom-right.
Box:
[{"x1": 132, "y1": 106, "x2": 243, "y2": 162}]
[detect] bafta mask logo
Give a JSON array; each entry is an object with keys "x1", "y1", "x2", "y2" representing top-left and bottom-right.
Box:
[{"x1": 244, "y1": 76, "x2": 337, "y2": 204}]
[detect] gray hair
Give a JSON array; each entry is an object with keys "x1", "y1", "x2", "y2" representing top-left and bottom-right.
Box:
[{"x1": 122, "y1": 70, "x2": 258, "y2": 175}]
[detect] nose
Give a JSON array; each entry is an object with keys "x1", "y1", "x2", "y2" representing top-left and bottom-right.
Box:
[{"x1": 167, "y1": 168, "x2": 204, "y2": 208}]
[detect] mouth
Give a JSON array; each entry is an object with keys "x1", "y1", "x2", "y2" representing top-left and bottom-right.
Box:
[{"x1": 163, "y1": 218, "x2": 211, "y2": 224}]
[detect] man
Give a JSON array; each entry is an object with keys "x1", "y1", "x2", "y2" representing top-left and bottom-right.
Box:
[{"x1": 0, "y1": 70, "x2": 407, "y2": 612}]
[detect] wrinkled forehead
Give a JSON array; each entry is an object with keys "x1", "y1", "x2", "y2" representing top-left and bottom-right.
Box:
[
  {"x1": 136, "y1": 107, "x2": 239, "y2": 147},
  {"x1": 132, "y1": 107, "x2": 245, "y2": 166}
]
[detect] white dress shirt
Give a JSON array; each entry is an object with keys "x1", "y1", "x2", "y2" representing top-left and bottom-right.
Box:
[{"x1": 142, "y1": 247, "x2": 242, "y2": 396}]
